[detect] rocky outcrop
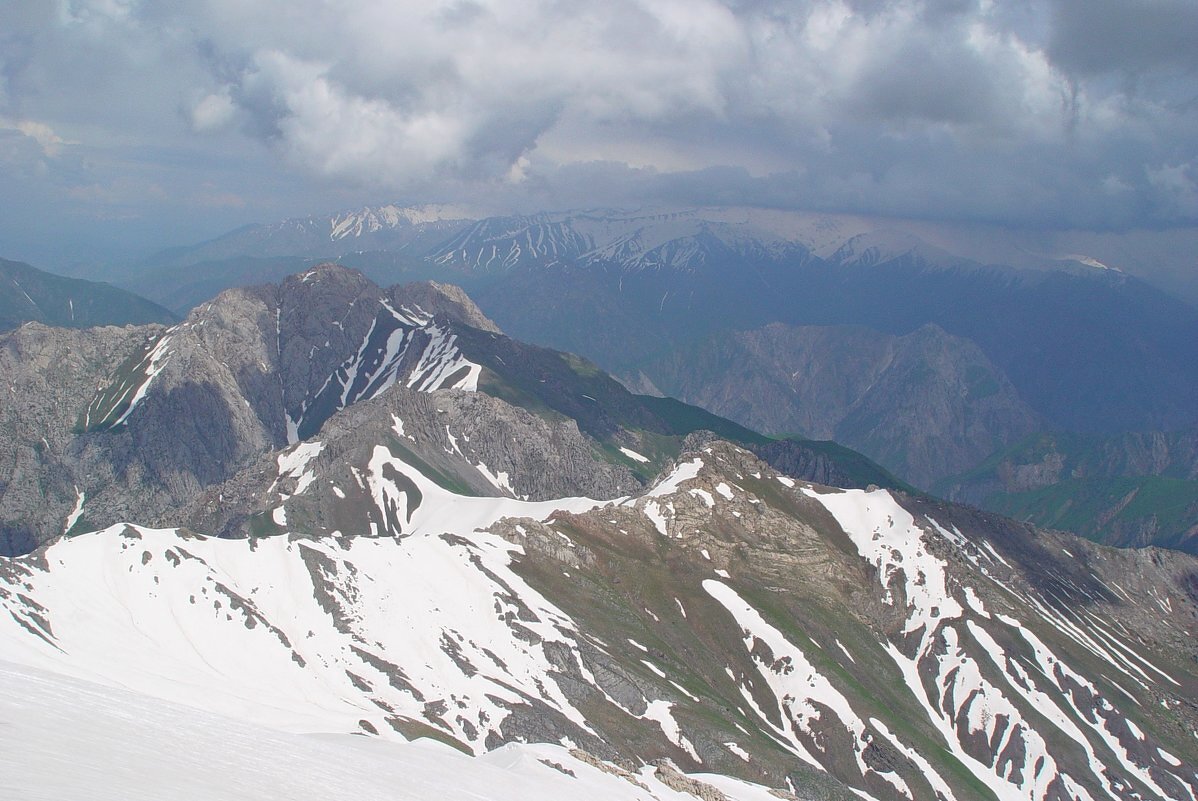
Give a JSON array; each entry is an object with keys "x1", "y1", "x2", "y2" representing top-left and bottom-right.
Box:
[
  {"x1": 0, "y1": 265, "x2": 504, "y2": 553},
  {"x1": 394, "y1": 280, "x2": 503, "y2": 334},
  {"x1": 179, "y1": 385, "x2": 641, "y2": 539},
  {"x1": 0, "y1": 322, "x2": 157, "y2": 554}
]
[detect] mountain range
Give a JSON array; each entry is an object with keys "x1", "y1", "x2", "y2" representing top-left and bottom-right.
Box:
[
  {"x1": 1, "y1": 264, "x2": 1196, "y2": 801},
  {"x1": 91, "y1": 204, "x2": 1198, "y2": 553}
]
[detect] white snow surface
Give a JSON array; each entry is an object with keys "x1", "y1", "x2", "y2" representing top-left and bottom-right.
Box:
[
  {"x1": 1, "y1": 522, "x2": 589, "y2": 748},
  {"x1": 618, "y1": 446, "x2": 650, "y2": 463},
  {"x1": 802, "y1": 486, "x2": 962, "y2": 640},
  {"x1": 273, "y1": 441, "x2": 324, "y2": 497},
  {"x1": 0, "y1": 660, "x2": 780, "y2": 801},
  {"x1": 363, "y1": 443, "x2": 605, "y2": 538},
  {"x1": 61, "y1": 487, "x2": 85, "y2": 535},
  {"x1": 643, "y1": 457, "x2": 704, "y2": 498},
  {"x1": 0, "y1": 443, "x2": 619, "y2": 753},
  {"x1": 475, "y1": 460, "x2": 518, "y2": 496}
]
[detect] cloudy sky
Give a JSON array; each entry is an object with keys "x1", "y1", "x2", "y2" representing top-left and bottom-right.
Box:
[{"x1": 2, "y1": 0, "x2": 1197, "y2": 268}]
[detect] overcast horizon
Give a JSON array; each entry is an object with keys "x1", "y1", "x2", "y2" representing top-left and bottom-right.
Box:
[{"x1": 2, "y1": 0, "x2": 1196, "y2": 293}]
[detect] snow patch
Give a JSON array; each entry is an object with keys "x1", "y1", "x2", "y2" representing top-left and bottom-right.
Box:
[
  {"x1": 618, "y1": 446, "x2": 650, "y2": 463},
  {"x1": 62, "y1": 488, "x2": 85, "y2": 535},
  {"x1": 274, "y1": 441, "x2": 324, "y2": 497}
]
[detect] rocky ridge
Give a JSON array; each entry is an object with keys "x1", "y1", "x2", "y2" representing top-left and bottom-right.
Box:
[{"x1": 0, "y1": 264, "x2": 905, "y2": 556}]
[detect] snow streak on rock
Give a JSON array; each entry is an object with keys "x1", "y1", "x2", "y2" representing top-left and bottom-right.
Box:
[
  {"x1": 288, "y1": 300, "x2": 480, "y2": 442},
  {"x1": 804, "y1": 486, "x2": 1198, "y2": 801},
  {"x1": 80, "y1": 330, "x2": 174, "y2": 431},
  {"x1": 703, "y1": 579, "x2": 926, "y2": 799}
]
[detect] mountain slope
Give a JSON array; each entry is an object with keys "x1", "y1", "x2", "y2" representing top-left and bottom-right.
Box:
[
  {"x1": 0, "y1": 257, "x2": 176, "y2": 332},
  {"x1": 939, "y1": 429, "x2": 1198, "y2": 552},
  {"x1": 1, "y1": 438, "x2": 1194, "y2": 801},
  {"x1": 1, "y1": 263, "x2": 1196, "y2": 800},
  {"x1": 2, "y1": 661, "x2": 792, "y2": 801},
  {"x1": 642, "y1": 322, "x2": 1042, "y2": 488}
]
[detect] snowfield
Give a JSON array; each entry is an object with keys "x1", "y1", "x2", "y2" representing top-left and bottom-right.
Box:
[{"x1": 0, "y1": 660, "x2": 785, "y2": 801}]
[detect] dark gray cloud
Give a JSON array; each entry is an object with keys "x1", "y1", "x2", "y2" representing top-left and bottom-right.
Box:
[
  {"x1": 0, "y1": 0, "x2": 1196, "y2": 270},
  {"x1": 1047, "y1": 0, "x2": 1198, "y2": 77}
]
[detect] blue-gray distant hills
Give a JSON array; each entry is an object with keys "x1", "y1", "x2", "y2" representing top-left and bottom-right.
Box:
[
  {"x1": 1, "y1": 257, "x2": 177, "y2": 332},
  {"x1": 119, "y1": 206, "x2": 1198, "y2": 552}
]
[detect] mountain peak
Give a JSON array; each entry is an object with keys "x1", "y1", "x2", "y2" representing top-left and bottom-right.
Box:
[
  {"x1": 286, "y1": 260, "x2": 371, "y2": 287},
  {"x1": 329, "y1": 203, "x2": 482, "y2": 240}
]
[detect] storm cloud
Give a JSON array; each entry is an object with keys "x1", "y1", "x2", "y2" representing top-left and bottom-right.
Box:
[{"x1": 1, "y1": 0, "x2": 1197, "y2": 262}]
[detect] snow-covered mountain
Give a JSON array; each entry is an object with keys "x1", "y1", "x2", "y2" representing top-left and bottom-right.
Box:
[
  {"x1": 2, "y1": 439, "x2": 1195, "y2": 800},
  {"x1": 329, "y1": 203, "x2": 481, "y2": 241},
  {"x1": 1, "y1": 265, "x2": 1196, "y2": 801},
  {"x1": 424, "y1": 208, "x2": 808, "y2": 273}
]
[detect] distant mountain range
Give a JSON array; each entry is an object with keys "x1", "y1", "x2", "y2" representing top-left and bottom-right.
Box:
[
  {"x1": 97, "y1": 205, "x2": 1198, "y2": 553},
  {"x1": 0, "y1": 256, "x2": 176, "y2": 332},
  {"x1": 2, "y1": 264, "x2": 1195, "y2": 801}
]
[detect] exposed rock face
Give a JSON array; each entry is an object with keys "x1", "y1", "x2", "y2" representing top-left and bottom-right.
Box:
[
  {"x1": 0, "y1": 266, "x2": 510, "y2": 553},
  {"x1": 644, "y1": 322, "x2": 1042, "y2": 488},
  {"x1": 0, "y1": 322, "x2": 156, "y2": 554},
  {"x1": 396, "y1": 280, "x2": 503, "y2": 334},
  {"x1": 179, "y1": 385, "x2": 641, "y2": 539}
]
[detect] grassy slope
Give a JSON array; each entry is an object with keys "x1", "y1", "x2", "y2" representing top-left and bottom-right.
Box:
[{"x1": 939, "y1": 431, "x2": 1198, "y2": 553}]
